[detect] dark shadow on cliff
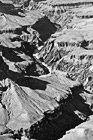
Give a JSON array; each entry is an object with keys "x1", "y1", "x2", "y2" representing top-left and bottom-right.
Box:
[
  {"x1": 0, "y1": 67, "x2": 49, "y2": 91},
  {"x1": 81, "y1": 40, "x2": 89, "y2": 49},
  {"x1": 0, "y1": 1, "x2": 24, "y2": 17},
  {"x1": 0, "y1": 53, "x2": 92, "y2": 140},
  {"x1": 30, "y1": 84, "x2": 93, "y2": 140},
  {"x1": 16, "y1": 76, "x2": 50, "y2": 90},
  {"x1": 0, "y1": 45, "x2": 24, "y2": 62},
  {"x1": 32, "y1": 16, "x2": 58, "y2": 42},
  {"x1": 70, "y1": 84, "x2": 92, "y2": 116},
  {"x1": 21, "y1": 42, "x2": 37, "y2": 57},
  {"x1": 0, "y1": 54, "x2": 49, "y2": 90},
  {"x1": 0, "y1": 56, "x2": 24, "y2": 81}
]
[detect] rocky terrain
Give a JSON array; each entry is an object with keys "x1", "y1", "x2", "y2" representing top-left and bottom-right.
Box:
[{"x1": 0, "y1": 0, "x2": 93, "y2": 140}]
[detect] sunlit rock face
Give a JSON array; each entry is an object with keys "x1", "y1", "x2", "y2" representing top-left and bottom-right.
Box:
[{"x1": 1, "y1": 0, "x2": 93, "y2": 140}]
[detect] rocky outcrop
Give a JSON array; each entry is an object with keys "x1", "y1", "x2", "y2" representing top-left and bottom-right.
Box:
[
  {"x1": 30, "y1": 1, "x2": 93, "y2": 140},
  {"x1": 0, "y1": 73, "x2": 93, "y2": 140},
  {"x1": 0, "y1": 75, "x2": 72, "y2": 139},
  {"x1": 1, "y1": 0, "x2": 93, "y2": 140},
  {"x1": 47, "y1": 0, "x2": 93, "y2": 6}
]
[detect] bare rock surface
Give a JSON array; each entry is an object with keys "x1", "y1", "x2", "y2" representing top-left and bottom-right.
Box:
[{"x1": 1, "y1": 0, "x2": 93, "y2": 140}]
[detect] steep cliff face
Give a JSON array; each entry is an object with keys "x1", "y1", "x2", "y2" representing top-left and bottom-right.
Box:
[
  {"x1": 0, "y1": 74, "x2": 93, "y2": 140},
  {"x1": 38, "y1": 0, "x2": 93, "y2": 89},
  {"x1": 0, "y1": 0, "x2": 93, "y2": 140},
  {"x1": 33, "y1": 1, "x2": 93, "y2": 139}
]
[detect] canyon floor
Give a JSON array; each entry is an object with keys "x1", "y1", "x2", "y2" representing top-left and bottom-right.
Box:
[{"x1": 0, "y1": 0, "x2": 93, "y2": 140}]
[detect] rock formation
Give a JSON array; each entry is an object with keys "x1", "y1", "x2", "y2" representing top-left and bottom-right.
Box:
[{"x1": 0, "y1": 0, "x2": 93, "y2": 140}]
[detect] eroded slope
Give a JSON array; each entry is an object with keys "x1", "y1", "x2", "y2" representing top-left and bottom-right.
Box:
[{"x1": 0, "y1": 0, "x2": 93, "y2": 140}]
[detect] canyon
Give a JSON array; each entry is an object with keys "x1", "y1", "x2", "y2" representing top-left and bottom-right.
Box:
[{"x1": 0, "y1": 0, "x2": 93, "y2": 140}]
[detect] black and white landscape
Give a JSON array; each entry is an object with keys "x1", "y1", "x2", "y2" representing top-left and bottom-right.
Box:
[{"x1": 0, "y1": 0, "x2": 93, "y2": 140}]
